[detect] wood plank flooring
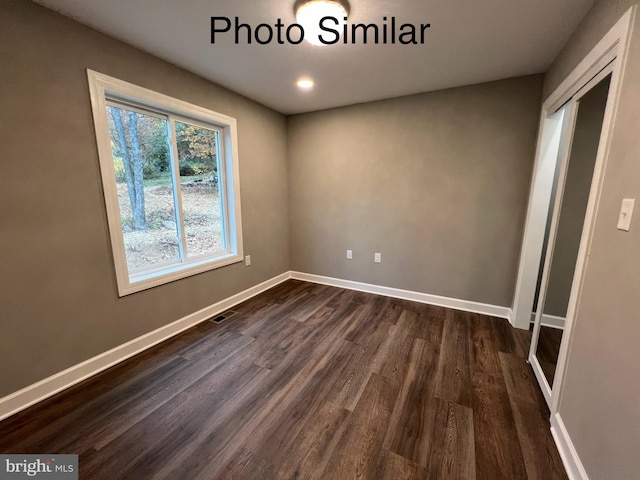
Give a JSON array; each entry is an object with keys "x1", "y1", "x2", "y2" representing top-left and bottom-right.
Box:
[{"x1": 0, "y1": 280, "x2": 567, "y2": 479}]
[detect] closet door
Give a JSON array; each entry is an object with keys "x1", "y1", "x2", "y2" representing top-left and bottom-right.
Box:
[{"x1": 529, "y1": 73, "x2": 611, "y2": 406}]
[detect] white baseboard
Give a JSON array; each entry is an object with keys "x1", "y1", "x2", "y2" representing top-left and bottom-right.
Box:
[
  {"x1": 290, "y1": 271, "x2": 511, "y2": 320},
  {"x1": 531, "y1": 312, "x2": 566, "y2": 329},
  {"x1": 0, "y1": 271, "x2": 291, "y2": 422},
  {"x1": 551, "y1": 412, "x2": 589, "y2": 480}
]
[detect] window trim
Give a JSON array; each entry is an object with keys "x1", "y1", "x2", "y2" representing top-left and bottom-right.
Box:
[{"x1": 87, "y1": 69, "x2": 243, "y2": 296}]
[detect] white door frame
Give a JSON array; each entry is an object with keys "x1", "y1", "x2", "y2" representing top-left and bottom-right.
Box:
[
  {"x1": 511, "y1": 6, "x2": 635, "y2": 479},
  {"x1": 510, "y1": 7, "x2": 634, "y2": 331}
]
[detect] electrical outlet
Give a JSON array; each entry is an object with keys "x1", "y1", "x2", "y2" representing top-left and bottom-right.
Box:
[
  {"x1": 374, "y1": 252, "x2": 382, "y2": 263},
  {"x1": 245, "y1": 255, "x2": 251, "y2": 266},
  {"x1": 346, "y1": 249, "x2": 353, "y2": 260}
]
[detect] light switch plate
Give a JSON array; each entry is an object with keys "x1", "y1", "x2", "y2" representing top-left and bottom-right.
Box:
[
  {"x1": 346, "y1": 250, "x2": 353, "y2": 260},
  {"x1": 617, "y1": 199, "x2": 635, "y2": 232}
]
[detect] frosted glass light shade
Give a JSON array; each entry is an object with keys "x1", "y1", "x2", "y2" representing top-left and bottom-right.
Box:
[{"x1": 295, "y1": 0, "x2": 350, "y2": 46}]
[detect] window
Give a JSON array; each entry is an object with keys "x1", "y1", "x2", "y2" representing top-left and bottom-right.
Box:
[{"x1": 87, "y1": 70, "x2": 243, "y2": 296}]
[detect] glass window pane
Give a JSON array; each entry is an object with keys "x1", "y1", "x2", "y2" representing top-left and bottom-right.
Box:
[
  {"x1": 175, "y1": 121, "x2": 225, "y2": 258},
  {"x1": 107, "y1": 104, "x2": 181, "y2": 273}
]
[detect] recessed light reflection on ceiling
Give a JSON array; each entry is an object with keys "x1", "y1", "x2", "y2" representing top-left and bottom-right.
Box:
[
  {"x1": 295, "y1": 0, "x2": 350, "y2": 46},
  {"x1": 297, "y1": 79, "x2": 315, "y2": 90}
]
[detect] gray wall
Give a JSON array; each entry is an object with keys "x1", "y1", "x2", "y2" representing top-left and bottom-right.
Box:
[
  {"x1": 0, "y1": 0, "x2": 290, "y2": 396},
  {"x1": 544, "y1": 1, "x2": 640, "y2": 479},
  {"x1": 288, "y1": 77, "x2": 543, "y2": 307},
  {"x1": 543, "y1": 77, "x2": 609, "y2": 318}
]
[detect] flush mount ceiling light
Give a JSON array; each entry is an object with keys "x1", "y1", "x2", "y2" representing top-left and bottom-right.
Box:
[
  {"x1": 294, "y1": 0, "x2": 350, "y2": 46},
  {"x1": 297, "y1": 78, "x2": 315, "y2": 90}
]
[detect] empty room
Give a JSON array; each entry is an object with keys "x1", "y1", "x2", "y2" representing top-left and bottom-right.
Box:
[{"x1": 1, "y1": 0, "x2": 639, "y2": 479}]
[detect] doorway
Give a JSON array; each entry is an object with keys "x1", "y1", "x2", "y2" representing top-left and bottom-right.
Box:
[
  {"x1": 507, "y1": 8, "x2": 634, "y2": 476},
  {"x1": 516, "y1": 61, "x2": 616, "y2": 409},
  {"x1": 509, "y1": 9, "x2": 634, "y2": 410},
  {"x1": 530, "y1": 73, "x2": 611, "y2": 398},
  {"x1": 509, "y1": 9, "x2": 634, "y2": 411}
]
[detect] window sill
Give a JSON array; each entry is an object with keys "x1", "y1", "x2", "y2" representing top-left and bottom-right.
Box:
[{"x1": 117, "y1": 253, "x2": 243, "y2": 297}]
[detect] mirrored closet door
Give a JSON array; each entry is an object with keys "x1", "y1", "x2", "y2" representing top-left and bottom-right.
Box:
[{"x1": 529, "y1": 71, "x2": 612, "y2": 403}]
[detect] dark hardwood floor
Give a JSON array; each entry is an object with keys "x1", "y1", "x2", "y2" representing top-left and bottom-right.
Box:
[{"x1": 0, "y1": 280, "x2": 568, "y2": 479}]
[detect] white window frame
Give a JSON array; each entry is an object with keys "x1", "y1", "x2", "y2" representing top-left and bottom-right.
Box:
[{"x1": 87, "y1": 70, "x2": 243, "y2": 296}]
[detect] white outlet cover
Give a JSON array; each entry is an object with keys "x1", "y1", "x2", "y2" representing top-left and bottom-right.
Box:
[
  {"x1": 617, "y1": 199, "x2": 635, "y2": 232},
  {"x1": 245, "y1": 255, "x2": 251, "y2": 266},
  {"x1": 346, "y1": 250, "x2": 353, "y2": 259},
  {"x1": 374, "y1": 252, "x2": 382, "y2": 263}
]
